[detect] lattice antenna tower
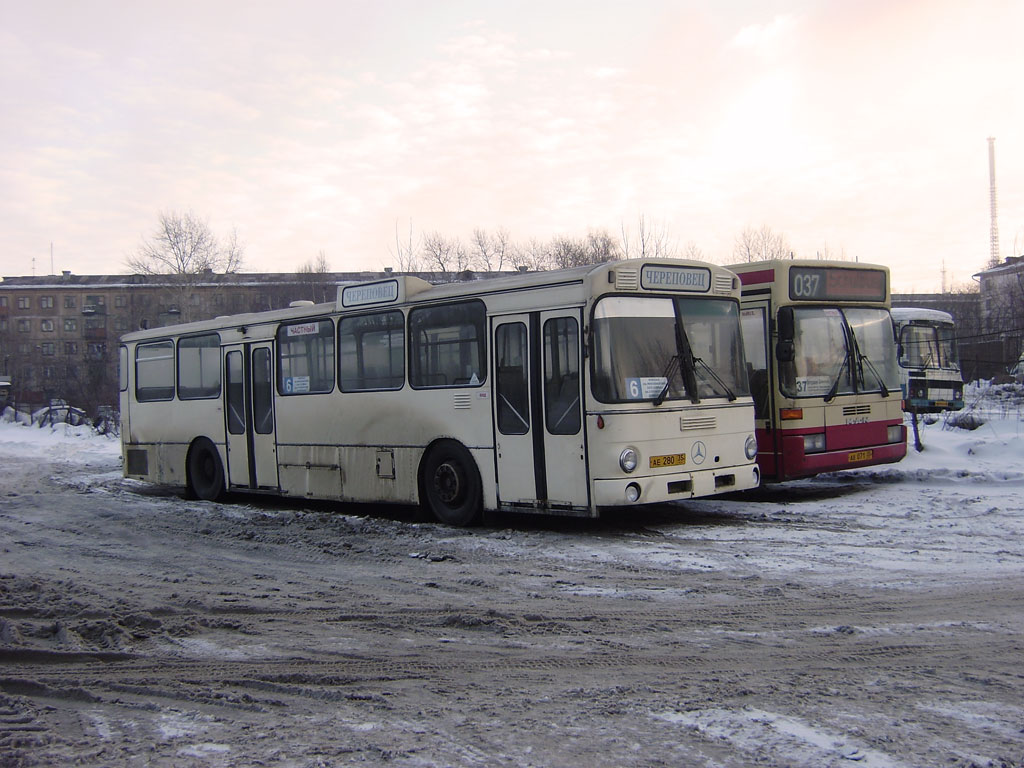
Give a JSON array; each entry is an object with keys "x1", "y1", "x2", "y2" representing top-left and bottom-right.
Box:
[{"x1": 988, "y1": 137, "x2": 1000, "y2": 267}]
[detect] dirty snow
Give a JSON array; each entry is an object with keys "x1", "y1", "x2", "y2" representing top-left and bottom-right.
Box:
[{"x1": 1, "y1": 386, "x2": 1023, "y2": 766}]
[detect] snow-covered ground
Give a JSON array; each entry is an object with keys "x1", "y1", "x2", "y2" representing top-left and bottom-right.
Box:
[{"x1": 1, "y1": 387, "x2": 1022, "y2": 767}]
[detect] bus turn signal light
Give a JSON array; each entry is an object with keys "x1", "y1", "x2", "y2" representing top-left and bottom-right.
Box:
[{"x1": 780, "y1": 408, "x2": 803, "y2": 420}]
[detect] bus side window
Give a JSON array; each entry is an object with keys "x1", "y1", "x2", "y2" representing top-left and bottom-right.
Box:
[
  {"x1": 409, "y1": 300, "x2": 486, "y2": 389},
  {"x1": 277, "y1": 319, "x2": 335, "y2": 395},
  {"x1": 226, "y1": 351, "x2": 245, "y2": 434},
  {"x1": 740, "y1": 308, "x2": 769, "y2": 420},
  {"x1": 544, "y1": 317, "x2": 580, "y2": 435},
  {"x1": 495, "y1": 323, "x2": 529, "y2": 435},
  {"x1": 136, "y1": 340, "x2": 175, "y2": 402}
]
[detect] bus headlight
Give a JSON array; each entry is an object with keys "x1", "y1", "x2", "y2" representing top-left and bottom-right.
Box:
[
  {"x1": 887, "y1": 425, "x2": 903, "y2": 443},
  {"x1": 803, "y1": 433, "x2": 826, "y2": 454},
  {"x1": 625, "y1": 482, "x2": 641, "y2": 503},
  {"x1": 744, "y1": 434, "x2": 758, "y2": 460},
  {"x1": 619, "y1": 447, "x2": 639, "y2": 473}
]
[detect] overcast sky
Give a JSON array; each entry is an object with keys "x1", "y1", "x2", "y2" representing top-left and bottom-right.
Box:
[{"x1": 2, "y1": 0, "x2": 1022, "y2": 292}]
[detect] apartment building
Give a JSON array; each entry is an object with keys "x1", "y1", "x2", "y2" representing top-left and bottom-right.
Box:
[{"x1": 0, "y1": 269, "x2": 414, "y2": 415}]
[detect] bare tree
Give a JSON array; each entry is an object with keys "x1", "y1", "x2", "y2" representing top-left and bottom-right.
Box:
[
  {"x1": 297, "y1": 250, "x2": 334, "y2": 304},
  {"x1": 471, "y1": 227, "x2": 515, "y2": 272},
  {"x1": 422, "y1": 232, "x2": 470, "y2": 276},
  {"x1": 682, "y1": 241, "x2": 706, "y2": 261},
  {"x1": 390, "y1": 219, "x2": 421, "y2": 272},
  {"x1": 127, "y1": 211, "x2": 244, "y2": 276},
  {"x1": 733, "y1": 225, "x2": 791, "y2": 263},
  {"x1": 585, "y1": 229, "x2": 621, "y2": 263},
  {"x1": 620, "y1": 215, "x2": 675, "y2": 259},
  {"x1": 126, "y1": 211, "x2": 246, "y2": 323}
]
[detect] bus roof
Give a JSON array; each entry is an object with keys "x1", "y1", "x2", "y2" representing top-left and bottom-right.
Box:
[
  {"x1": 890, "y1": 307, "x2": 954, "y2": 325},
  {"x1": 120, "y1": 258, "x2": 736, "y2": 344}
]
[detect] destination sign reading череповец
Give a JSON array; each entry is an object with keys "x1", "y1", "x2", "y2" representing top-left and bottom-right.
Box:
[
  {"x1": 341, "y1": 279, "x2": 400, "y2": 308},
  {"x1": 640, "y1": 265, "x2": 711, "y2": 292}
]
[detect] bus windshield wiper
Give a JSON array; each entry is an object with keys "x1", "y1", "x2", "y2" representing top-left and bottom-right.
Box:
[
  {"x1": 824, "y1": 355, "x2": 850, "y2": 403},
  {"x1": 859, "y1": 354, "x2": 890, "y2": 397},
  {"x1": 654, "y1": 319, "x2": 701, "y2": 406},
  {"x1": 692, "y1": 357, "x2": 737, "y2": 401},
  {"x1": 653, "y1": 354, "x2": 681, "y2": 406}
]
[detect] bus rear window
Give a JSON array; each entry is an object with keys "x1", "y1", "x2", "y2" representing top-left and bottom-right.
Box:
[
  {"x1": 277, "y1": 319, "x2": 335, "y2": 395},
  {"x1": 409, "y1": 301, "x2": 486, "y2": 388},
  {"x1": 135, "y1": 340, "x2": 174, "y2": 402}
]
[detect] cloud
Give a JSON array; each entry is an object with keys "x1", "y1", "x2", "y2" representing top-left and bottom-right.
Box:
[{"x1": 730, "y1": 14, "x2": 798, "y2": 50}]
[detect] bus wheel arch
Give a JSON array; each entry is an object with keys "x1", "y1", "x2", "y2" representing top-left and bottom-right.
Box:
[
  {"x1": 186, "y1": 437, "x2": 225, "y2": 502},
  {"x1": 419, "y1": 439, "x2": 483, "y2": 526}
]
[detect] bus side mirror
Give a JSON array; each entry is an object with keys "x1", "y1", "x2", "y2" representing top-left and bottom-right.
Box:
[
  {"x1": 777, "y1": 306, "x2": 794, "y2": 342},
  {"x1": 775, "y1": 307, "x2": 795, "y2": 362}
]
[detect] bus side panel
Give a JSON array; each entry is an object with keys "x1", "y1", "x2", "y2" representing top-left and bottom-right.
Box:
[
  {"x1": 753, "y1": 426, "x2": 779, "y2": 479},
  {"x1": 123, "y1": 399, "x2": 226, "y2": 486},
  {"x1": 272, "y1": 388, "x2": 497, "y2": 508}
]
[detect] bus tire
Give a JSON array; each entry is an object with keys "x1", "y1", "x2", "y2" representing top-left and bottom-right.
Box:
[
  {"x1": 187, "y1": 438, "x2": 225, "y2": 502},
  {"x1": 421, "y1": 440, "x2": 482, "y2": 526}
]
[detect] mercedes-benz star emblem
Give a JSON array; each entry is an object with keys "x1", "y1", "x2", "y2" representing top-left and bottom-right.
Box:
[{"x1": 691, "y1": 440, "x2": 707, "y2": 465}]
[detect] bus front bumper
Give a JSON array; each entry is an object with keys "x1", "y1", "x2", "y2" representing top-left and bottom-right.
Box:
[{"x1": 593, "y1": 463, "x2": 760, "y2": 506}]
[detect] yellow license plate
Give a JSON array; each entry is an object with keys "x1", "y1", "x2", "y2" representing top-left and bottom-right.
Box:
[
  {"x1": 848, "y1": 450, "x2": 873, "y2": 462},
  {"x1": 650, "y1": 453, "x2": 686, "y2": 468}
]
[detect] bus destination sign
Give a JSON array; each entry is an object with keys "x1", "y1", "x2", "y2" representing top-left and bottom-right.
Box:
[
  {"x1": 788, "y1": 267, "x2": 886, "y2": 302},
  {"x1": 640, "y1": 265, "x2": 711, "y2": 292},
  {"x1": 342, "y1": 279, "x2": 400, "y2": 308}
]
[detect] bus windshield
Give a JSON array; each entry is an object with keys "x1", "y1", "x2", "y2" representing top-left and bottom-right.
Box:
[
  {"x1": 785, "y1": 307, "x2": 898, "y2": 398},
  {"x1": 591, "y1": 296, "x2": 749, "y2": 403},
  {"x1": 900, "y1": 323, "x2": 958, "y2": 370}
]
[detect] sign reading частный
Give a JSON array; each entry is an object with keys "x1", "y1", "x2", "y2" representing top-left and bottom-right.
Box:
[
  {"x1": 640, "y1": 265, "x2": 711, "y2": 292},
  {"x1": 341, "y1": 279, "x2": 400, "y2": 308}
]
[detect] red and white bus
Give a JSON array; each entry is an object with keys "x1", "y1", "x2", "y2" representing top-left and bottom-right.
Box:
[{"x1": 728, "y1": 260, "x2": 906, "y2": 481}]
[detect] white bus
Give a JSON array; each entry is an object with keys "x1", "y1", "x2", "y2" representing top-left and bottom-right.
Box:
[
  {"x1": 890, "y1": 307, "x2": 964, "y2": 413},
  {"x1": 119, "y1": 259, "x2": 759, "y2": 525}
]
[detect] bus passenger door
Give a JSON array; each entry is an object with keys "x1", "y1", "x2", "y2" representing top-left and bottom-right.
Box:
[
  {"x1": 224, "y1": 343, "x2": 279, "y2": 491},
  {"x1": 492, "y1": 311, "x2": 588, "y2": 511}
]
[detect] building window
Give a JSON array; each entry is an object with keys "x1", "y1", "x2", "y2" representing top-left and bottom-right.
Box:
[
  {"x1": 41, "y1": 342, "x2": 56, "y2": 356},
  {"x1": 18, "y1": 343, "x2": 30, "y2": 354},
  {"x1": 39, "y1": 296, "x2": 54, "y2": 309},
  {"x1": 64, "y1": 342, "x2": 78, "y2": 355},
  {"x1": 87, "y1": 342, "x2": 107, "y2": 360},
  {"x1": 64, "y1": 318, "x2": 78, "y2": 332},
  {"x1": 40, "y1": 319, "x2": 54, "y2": 332},
  {"x1": 0, "y1": 296, "x2": 8, "y2": 307},
  {"x1": 17, "y1": 319, "x2": 30, "y2": 333},
  {"x1": 17, "y1": 296, "x2": 30, "y2": 309},
  {"x1": 0, "y1": 318, "x2": 7, "y2": 332},
  {"x1": 115, "y1": 295, "x2": 126, "y2": 308},
  {"x1": 43, "y1": 366, "x2": 56, "y2": 379},
  {"x1": 64, "y1": 296, "x2": 76, "y2": 309},
  {"x1": 114, "y1": 316, "x2": 130, "y2": 331}
]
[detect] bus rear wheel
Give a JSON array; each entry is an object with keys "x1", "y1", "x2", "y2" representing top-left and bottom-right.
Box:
[
  {"x1": 187, "y1": 438, "x2": 225, "y2": 502},
  {"x1": 422, "y1": 441, "x2": 482, "y2": 526}
]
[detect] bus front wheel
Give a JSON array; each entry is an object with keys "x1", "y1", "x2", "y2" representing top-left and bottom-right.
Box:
[
  {"x1": 422, "y1": 441, "x2": 482, "y2": 526},
  {"x1": 187, "y1": 438, "x2": 225, "y2": 502}
]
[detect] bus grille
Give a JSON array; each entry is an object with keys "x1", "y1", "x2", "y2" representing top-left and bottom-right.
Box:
[
  {"x1": 680, "y1": 415, "x2": 716, "y2": 431},
  {"x1": 453, "y1": 393, "x2": 472, "y2": 409},
  {"x1": 713, "y1": 274, "x2": 735, "y2": 295},
  {"x1": 842, "y1": 404, "x2": 872, "y2": 417},
  {"x1": 615, "y1": 269, "x2": 640, "y2": 291}
]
